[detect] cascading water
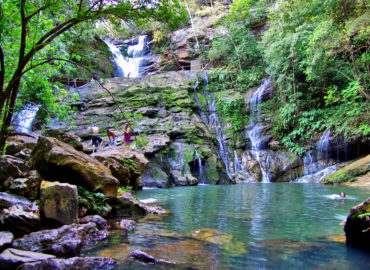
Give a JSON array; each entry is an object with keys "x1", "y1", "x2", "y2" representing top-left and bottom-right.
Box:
[
  {"x1": 13, "y1": 104, "x2": 40, "y2": 133},
  {"x1": 247, "y1": 79, "x2": 272, "y2": 182},
  {"x1": 194, "y1": 149, "x2": 206, "y2": 184},
  {"x1": 104, "y1": 35, "x2": 150, "y2": 78},
  {"x1": 295, "y1": 130, "x2": 335, "y2": 183},
  {"x1": 193, "y1": 71, "x2": 232, "y2": 179}
]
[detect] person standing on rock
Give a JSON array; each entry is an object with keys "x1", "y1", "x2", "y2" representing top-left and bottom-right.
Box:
[
  {"x1": 107, "y1": 129, "x2": 117, "y2": 145},
  {"x1": 91, "y1": 124, "x2": 103, "y2": 153},
  {"x1": 123, "y1": 124, "x2": 131, "y2": 148}
]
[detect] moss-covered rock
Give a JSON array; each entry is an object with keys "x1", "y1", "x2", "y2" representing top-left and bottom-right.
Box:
[
  {"x1": 321, "y1": 155, "x2": 369, "y2": 185},
  {"x1": 344, "y1": 198, "x2": 370, "y2": 251},
  {"x1": 30, "y1": 136, "x2": 119, "y2": 197}
]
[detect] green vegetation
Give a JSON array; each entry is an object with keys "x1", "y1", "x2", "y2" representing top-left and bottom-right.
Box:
[
  {"x1": 77, "y1": 186, "x2": 109, "y2": 215},
  {"x1": 0, "y1": 0, "x2": 188, "y2": 150},
  {"x1": 202, "y1": 0, "x2": 369, "y2": 155}
]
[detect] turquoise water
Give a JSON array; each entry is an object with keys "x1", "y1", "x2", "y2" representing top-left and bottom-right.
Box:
[{"x1": 84, "y1": 183, "x2": 370, "y2": 269}]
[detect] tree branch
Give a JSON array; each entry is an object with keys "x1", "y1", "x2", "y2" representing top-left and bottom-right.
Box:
[
  {"x1": 0, "y1": 44, "x2": 4, "y2": 93},
  {"x1": 25, "y1": 1, "x2": 58, "y2": 22}
]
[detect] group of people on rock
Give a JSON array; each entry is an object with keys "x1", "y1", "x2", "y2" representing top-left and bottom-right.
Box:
[{"x1": 91, "y1": 124, "x2": 131, "y2": 153}]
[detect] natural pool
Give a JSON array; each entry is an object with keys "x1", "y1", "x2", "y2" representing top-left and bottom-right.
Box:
[{"x1": 83, "y1": 183, "x2": 370, "y2": 269}]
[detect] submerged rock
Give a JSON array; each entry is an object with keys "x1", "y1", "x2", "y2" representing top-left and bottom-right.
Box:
[
  {"x1": 79, "y1": 215, "x2": 108, "y2": 230},
  {"x1": 344, "y1": 198, "x2": 370, "y2": 251},
  {"x1": 12, "y1": 222, "x2": 108, "y2": 257},
  {"x1": 18, "y1": 256, "x2": 116, "y2": 270},
  {"x1": 30, "y1": 136, "x2": 119, "y2": 197},
  {"x1": 40, "y1": 181, "x2": 79, "y2": 225},
  {"x1": 129, "y1": 249, "x2": 174, "y2": 265},
  {"x1": 0, "y1": 248, "x2": 55, "y2": 270}
]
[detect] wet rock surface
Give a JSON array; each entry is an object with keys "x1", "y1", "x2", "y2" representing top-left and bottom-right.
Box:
[
  {"x1": 0, "y1": 248, "x2": 55, "y2": 270},
  {"x1": 17, "y1": 256, "x2": 116, "y2": 270},
  {"x1": 0, "y1": 231, "x2": 13, "y2": 251},
  {"x1": 12, "y1": 222, "x2": 108, "y2": 257},
  {"x1": 0, "y1": 192, "x2": 32, "y2": 209},
  {"x1": 344, "y1": 198, "x2": 370, "y2": 251},
  {"x1": 79, "y1": 215, "x2": 108, "y2": 230}
]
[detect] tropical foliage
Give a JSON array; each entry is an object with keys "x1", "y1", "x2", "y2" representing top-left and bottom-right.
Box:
[{"x1": 0, "y1": 0, "x2": 187, "y2": 150}]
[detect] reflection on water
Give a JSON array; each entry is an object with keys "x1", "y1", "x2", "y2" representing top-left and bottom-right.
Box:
[{"x1": 82, "y1": 184, "x2": 370, "y2": 269}]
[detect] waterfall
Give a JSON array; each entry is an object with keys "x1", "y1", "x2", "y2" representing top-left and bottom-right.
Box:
[
  {"x1": 316, "y1": 129, "x2": 330, "y2": 165},
  {"x1": 247, "y1": 79, "x2": 272, "y2": 182},
  {"x1": 194, "y1": 149, "x2": 206, "y2": 184},
  {"x1": 13, "y1": 104, "x2": 40, "y2": 133},
  {"x1": 104, "y1": 35, "x2": 150, "y2": 78},
  {"x1": 295, "y1": 130, "x2": 334, "y2": 183},
  {"x1": 193, "y1": 72, "x2": 232, "y2": 179}
]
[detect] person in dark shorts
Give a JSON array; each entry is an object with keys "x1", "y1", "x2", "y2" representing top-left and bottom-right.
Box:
[{"x1": 91, "y1": 124, "x2": 103, "y2": 153}]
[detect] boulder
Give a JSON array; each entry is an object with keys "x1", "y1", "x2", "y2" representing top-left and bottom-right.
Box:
[
  {"x1": 40, "y1": 181, "x2": 79, "y2": 225},
  {"x1": 0, "y1": 192, "x2": 32, "y2": 209},
  {"x1": 18, "y1": 256, "x2": 116, "y2": 270},
  {"x1": 0, "y1": 204, "x2": 40, "y2": 237},
  {"x1": 322, "y1": 155, "x2": 370, "y2": 185},
  {"x1": 12, "y1": 222, "x2": 108, "y2": 257},
  {"x1": 136, "y1": 134, "x2": 170, "y2": 156},
  {"x1": 0, "y1": 155, "x2": 27, "y2": 183},
  {"x1": 344, "y1": 198, "x2": 370, "y2": 251},
  {"x1": 119, "y1": 219, "x2": 136, "y2": 231},
  {"x1": 92, "y1": 147, "x2": 148, "y2": 189},
  {"x1": 43, "y1": 129, "x2": 83, "y2": 151},
  {"x1": 5, "y1": 134, "x2": 38, "y2": 156},
  {"x1": 0, "y1": 231, "x2": 13, "y2": 251},
  {"x1": 141, "y1": 156, "x2": 169, "y2": 188},
  {"x1": 0, "y1": 248, "x2": 55, "y2": 270},
  {"x1": 79, "y1": 215, "x2": 108, "y2": 230},
  {"x1": 7, "y1": 173, "x2": 40, "y2": 200},
  {"x1": 30, "y1": 136, "x2": 119, "y2": 197},
  {"x1": 110, "y1": 190, "x2": 167, "y2": 217}
]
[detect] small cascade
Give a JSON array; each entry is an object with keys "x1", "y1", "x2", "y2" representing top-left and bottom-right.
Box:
[
  {"x1": 247, "y1": 79, "x2": 272, "y2": 182},
  {"x1": 317, "y1": 130, "x2": 330, "y2": 164},
  {"x1": 295, "y1": 130, "x2": 335, "y2": 183},
  {"x1": 104, "y1": 35, "x2": 150, "y2": 78},
  {"x1": 13, "y1": 104, "x2": 40, "y2": 133},
  {"x1": 193, "y1": 72, "x2": 232, "y2": 179},
  {"x1": 194, "y1": 149, "x2": 206, "y2": 184}
]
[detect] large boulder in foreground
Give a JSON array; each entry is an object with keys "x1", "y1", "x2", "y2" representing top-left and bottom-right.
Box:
[
  {"x1": 18, "y1": 256, "x2": 116, "y2": 270},
  {"x1": 344, "y1": 198, "x2": 370, "y2": 251},
  {"x1": 92, "y1": 147, "x2": 149, "y2": 189},
  {"x1": 30, "y1": 136, "x2": 119, "y2": 197},
  {"x1": 40, "y1": 181, "x2": 78, "y2": 225},
  {"x1": 12, "y1": 222, "x2": 109, "y2": 257},
  {"x1": 0, "y1": 248, "x2": 55, "y2": 270}
]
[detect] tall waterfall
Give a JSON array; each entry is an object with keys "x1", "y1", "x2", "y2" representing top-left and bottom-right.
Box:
[
  {"x1": 13, "y1": 104, "x2": 40, "y2": 133},
  {"x1": 104, "y1": 35, "x2": 150, "y2": 78},
  {"x1": 247, "y1": 79, "x2": 272, "y2": 182},
  {"x1": 193, "y1": 72, "x2": 232, "y2": 179}
]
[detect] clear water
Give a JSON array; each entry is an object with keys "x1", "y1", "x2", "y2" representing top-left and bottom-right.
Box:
[{"x1": 82, "y1": 184, "x2": 370, "y2": 269}]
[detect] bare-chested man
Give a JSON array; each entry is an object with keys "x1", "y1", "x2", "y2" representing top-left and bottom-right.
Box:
[{"x1": 91, "y1": 124, "x2": 103, "y2": 153}]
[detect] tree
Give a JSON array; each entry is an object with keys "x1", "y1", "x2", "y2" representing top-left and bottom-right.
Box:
[{"x1": 0, "y1": 0, "x2": 187, "y2": 150}]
